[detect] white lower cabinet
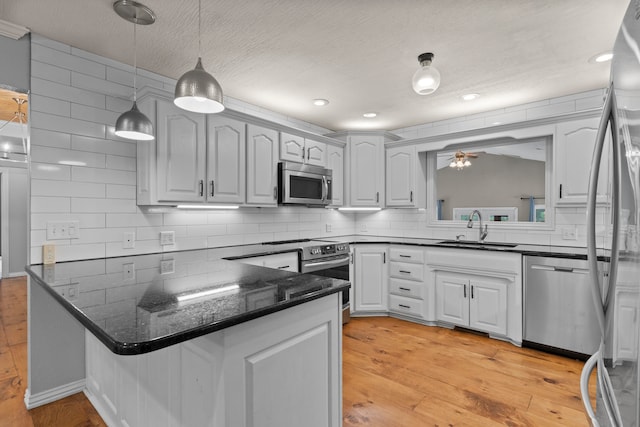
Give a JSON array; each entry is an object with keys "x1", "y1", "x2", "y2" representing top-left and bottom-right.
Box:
[
  {"x1": 388, "y1": 246, "x2": 430, "y2": 320},
  {"x1": 85, "y1": 293, "x2": 342, "y2": 427},
  {"x1": 353, "y1": 245, "x2": 388, "y2": 313},
  {"x1": 435, "y1": 272, "x2": 508, "y2": 336}
]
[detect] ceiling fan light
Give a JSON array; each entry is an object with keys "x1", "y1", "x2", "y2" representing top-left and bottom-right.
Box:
[
  {"x1": 449, "y1": 161, "x2": 456, "y2": 168},
  {"x1": 115, "y1": 101, "x2": 155, "y2": 140},
  {"x1": 412, "y1": 52, "x2": 441, "y2": 95},
  {"x1": 464, "y1": 159, "x2": 471, "y2": 166},
  {"x1": 174, "y1": 57, "x2": 225, "y2": 114}
]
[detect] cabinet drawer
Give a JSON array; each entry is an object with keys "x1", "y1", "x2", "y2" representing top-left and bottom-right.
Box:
[
  {"x1": 389, "y1": 247, "x2": 424, "y2": 263},
  {"x1": 390, "y1": 262, "x2": 424, "y2": 282},
  {"x1": 389, "y1": 278, "x2": 425, "y2": 300},
  {"x1": 389, "y1": 294, "x2": 425, "y2": 318}
]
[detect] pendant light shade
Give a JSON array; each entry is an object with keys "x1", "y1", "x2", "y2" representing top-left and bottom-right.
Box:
[
  {"x1": 174, "y1": 0, "x2": 225, "y2": 114},
  {"x1": 174, "y1": 57, "x2": 225, "y2": 113},
  {"x1": 412, "y1": 52, "x2": 441, "y2": 95},
  {"x1": 115, "y1": 101, "x2": 154, "y2": 140},
  {"x1": 113, "y1": 0, "x2": 155, "y2": 141}
]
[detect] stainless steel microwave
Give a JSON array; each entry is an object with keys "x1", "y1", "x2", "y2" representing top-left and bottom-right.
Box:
[{"x1": 278, "y1": 161, "x2": 332, "y2": 206}]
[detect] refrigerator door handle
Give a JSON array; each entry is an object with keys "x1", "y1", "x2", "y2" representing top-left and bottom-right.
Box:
[
  {"x1": 580, "y1": 351, "x2": 600, "y2": 427},
  {"x1": 586, "y1": 84, "x2": 620, "y2": 337}
]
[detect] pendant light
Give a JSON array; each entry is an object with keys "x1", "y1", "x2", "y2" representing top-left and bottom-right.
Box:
[
  {"x1": 174, "y1": 0, "x2": 225, "y2": 114},
  {"x1": 113, "y1": 0, "x2": 155, "y2": 141},
  {"x1": 412, "y1": 52, "x2": 441, "y2": 95}
]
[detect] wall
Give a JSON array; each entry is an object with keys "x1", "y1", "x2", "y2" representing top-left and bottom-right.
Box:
[
  {"x1": 2, "y1": 166, "x2": 28, "y2": 275},
  {"x1": 29, "y1": 34, "x2": 354, "y2": 264}
]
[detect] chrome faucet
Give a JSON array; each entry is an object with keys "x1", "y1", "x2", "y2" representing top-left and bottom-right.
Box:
[{"x1": 467, "y1": 209, "x2": 488, "y2": 242}]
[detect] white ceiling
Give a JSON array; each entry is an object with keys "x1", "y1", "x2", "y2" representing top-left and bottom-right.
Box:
[{"x1": 0, "y1": 0, "x2": 630, "y2": 132}]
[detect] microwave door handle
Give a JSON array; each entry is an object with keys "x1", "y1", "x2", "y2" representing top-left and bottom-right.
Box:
[{"x1": 322, "y1": 176, "x2": 328, "y2": 202}]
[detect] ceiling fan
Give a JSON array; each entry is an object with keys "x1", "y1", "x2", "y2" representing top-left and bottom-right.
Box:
[{"x1": 448, "y1": 150, "x2": 479, "y2": 169}]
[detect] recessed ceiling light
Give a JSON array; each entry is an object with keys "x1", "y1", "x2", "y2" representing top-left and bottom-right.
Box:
[
  {"x1": 589, "y1": 52, "x2": 613, "y2": 63},
  {"x1": 462, "y1": 93, "x2": 479, "y2": 101},
  {"x1": 363, "y1": 112, "x2": 377, "y2": 118},
  {"x1": 313, "y1": 98, "x2": 329, "y2": 106}
]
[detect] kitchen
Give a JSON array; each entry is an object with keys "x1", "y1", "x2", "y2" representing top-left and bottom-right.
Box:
[{"x1": 0, "y1": 0, "x2": 634, "y2": 425}]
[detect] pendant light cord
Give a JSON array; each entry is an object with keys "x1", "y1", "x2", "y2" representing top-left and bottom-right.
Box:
[
  {"x1": 198, "y1": 0, "x2": 202, "y2": 57},
  {"x1": 133, "y1": 20, "x2": 138, "y2": 102}
]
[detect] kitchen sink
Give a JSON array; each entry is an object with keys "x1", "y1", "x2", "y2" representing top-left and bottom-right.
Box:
[{"x1": 437, "y1": 240, "x2": 518, "y2": 249}]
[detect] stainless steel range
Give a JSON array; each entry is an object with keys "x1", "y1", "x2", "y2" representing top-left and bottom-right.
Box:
[{"x1": 300, "y1": 242, "x2": 350, "y2": 324}]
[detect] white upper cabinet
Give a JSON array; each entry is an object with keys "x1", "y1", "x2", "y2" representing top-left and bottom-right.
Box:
[
  {"x1": 156, "y1": 97, "x2": 206, "y2": 202},
  {"x1": 247, "y1": 124, "x2": 279, "y2": 206},
  {"x1": 280, "y1": 132, "x2": 327, "y2": 167},
  {"x1": 555, "y1": 116, "x2": 610, "y2": 205},
  {"x1": 206, "y1": 116, "x2": 246, "y2": 204},
  {"x1": 386, "y1": 145, "x2": 416, "y2": 207},
  {"x1": 327, "y1": 145, "x2": 344, "y2": 207},
  {"x1": 348, "y1": 134, "x2": 385, "y2": 207}
]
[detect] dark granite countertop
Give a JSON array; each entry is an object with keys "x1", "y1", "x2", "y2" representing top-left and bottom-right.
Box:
[
  {"x1": 319, "y1": 235, "x2": 611, "y2": 260},
  {"x1": 26, "y1": 248, "x2": 349, "y2": 356}
]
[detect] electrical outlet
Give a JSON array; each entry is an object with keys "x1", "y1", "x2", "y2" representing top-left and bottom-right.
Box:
[
  {"x1": 325, "y1": 223, "x2": 332, "y2": 232},
  {"x1": 160, "y1": 259, "x2": 175, "y2": 275},
  {"x1": 360, "y1": 223, "x2": 368, "y2": 232},
  {"x1": 123, "y1": 263, "x2": 135, "y2": 282},
  {"x1": 56, "y1": 283, "x2": 79, "y2": 301},
  {"x1": 160, "y1": 231, "x2": 175, "y2": 246},
  {"x1": 123, "y1": 232, "x2": 136, "y2": 249},
  {"x1": 43, "y1": 244, "x2": 56, "y2": 264}
]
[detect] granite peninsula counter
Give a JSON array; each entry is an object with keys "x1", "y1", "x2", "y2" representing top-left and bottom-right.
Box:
[{"x1": 26, "y1": 248, "x2": 349, "y2": 426}]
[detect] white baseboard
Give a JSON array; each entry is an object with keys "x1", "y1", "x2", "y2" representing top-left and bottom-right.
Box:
[
  {"x1": 24, "y1": 379, "x2": 86, "y2": 409},
  {"x1": 84, "y1": 388, "x2": 119, "y2": 427},
  {"x1": 6, "y1": 271, "x2": 26, "y2": 278}
]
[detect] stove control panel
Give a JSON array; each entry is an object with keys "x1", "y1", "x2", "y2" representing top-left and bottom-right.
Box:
[{"x1": 301, "y1": 242, "x2": 349, "y2": 260}]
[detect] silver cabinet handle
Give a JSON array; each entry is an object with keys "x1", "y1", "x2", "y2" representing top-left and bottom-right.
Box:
[
  {"x1": 199, "y1": 180, "x2": 204, "y2": 197},
  {"x1": 277, "y1": 265, "x2": 290, "y2": 269},
  {"x1": 399, "y1": 304, "x2": 411, "y2": 309},
  {"x1": 463, "y1": 284, "x2": 467, "y2": 298},
  {"x1": 471, "y1": 285, "x2": 474, "y2": 299},
  {"x1": 383, "y1": 252, "x2": 386, "y2": 263},
  {"x1": 273, "y1": 186, "x2": 278, "y2": 200},
  {"x1": 410, "y1": 190, "x2": 413, "y2": 203},
  {"x1": 302, "y1": 147, "x2": 305, "y2": 161},
  {"x1": 399, "y1": 270, "x2": 411, "y2": 274},
  {"x1": 399, "y1": 287, "x2": 411, "y2": 291},
  {"x1": 399, "y1": 255, "x2": 411, "y2": 258},
  {"x1": 307, "y1": 148, "x2": 311, "y2": 161},
  {"x1": 210, "y1": 180, "x2": 215, "y2": 197}
]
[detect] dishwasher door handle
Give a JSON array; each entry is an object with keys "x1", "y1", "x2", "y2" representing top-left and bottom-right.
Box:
[{"x1": 530, "y1": 264, "x2": 589, "y2": 274}]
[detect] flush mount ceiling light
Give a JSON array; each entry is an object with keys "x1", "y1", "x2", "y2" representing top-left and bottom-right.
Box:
[
  {"x1": 589, "y1": 51, "x2": 613, "y2": 63},
  {"x1": 313, "y1": 98, "x2": 329, "y2": 106},
  {"x1": 174, "y1": 0, "x2": 224, "y2": 114},
  {"x1": 113, "y1": 0, "x2": 155, "y2": 141},
  {"x1": 363, "y1": 112, "x2": 377, "y2": 118},
  {"x1": 412, "y1": 52, "x2": 441, "y2": 95}
]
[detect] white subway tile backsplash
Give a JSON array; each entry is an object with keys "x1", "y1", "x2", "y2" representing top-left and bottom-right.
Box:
[
  {"x1": 31, "y1": 60, "x2": 71, "y2": 85},
  {"x1": 106, "y1": 213, "x2": 163, "y2": 228},
  {"x1": 72, "y1": 135, "x2": 136, "y2": 157},
  {"x1": 30, "y1": 111, "x2": 106, "y2": 139},
  {"x1": 30, "y1": 129, "x2": 71, "y2": 150},
  {"x1": 30, "y1": 162, "x2": 71, "y2": 181},
  {"x1": 32, "y1": 44, "x2": 106, "y2": 78},
  {"x1": 106, "y1": 184, "x2": 136, "y2": 199},
  {"x1": 31, "y1": 196, "x2": 71, "y2": 213},
  {"x1": 30, "y1": 94, "x2": 71, "y2": 116},
  {"x1": 105, "y1": 154, "x2": 136, "y2": 171},
  {"x1": 72, "y1": 167, "x2": 136, "y2": 185},
  {"x1": 71, "y1": 197, "x2": 137, "y2": 213},
  {"x1": 228, "y1": 223, "x2": 259, "y2": 235},
  {"x1": 105, "y1": 96, "x2": 134, "y2": 114},
  {"x1": 71, "y1": 72, "x2": 131, "y2": 98},
  {"x1": 31, "y1": 146, "x2": 106, "y2": 168},
  {"x1": 31, "y1": 78, "x2": 106, "y2": 109},
  {"x1": 31, "y1": 213, "x2": 106, "y2": 230},
  {"x1": 31, "y1": 34, "x2": 71, "y2": 53},
  {"x1": 187, "y1": 225, "x2": 227, "y2": 237},
  {"x1": 32, "y1": 179, "x2": 106, "y2": 198},
  {"x1": 163, "y1": 212, "x2": 208, "y2": 226},
  {"x1": 106, "y1": 67, "x2": 165, "y2": 91},
  {"x1": 71, "y1": 103, "x2": 120, "y2": 125}
]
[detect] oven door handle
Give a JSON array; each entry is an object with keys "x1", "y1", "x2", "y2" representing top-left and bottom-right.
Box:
[{"x1": 302, "y1": 256, "x2": 350, "y2": 272}]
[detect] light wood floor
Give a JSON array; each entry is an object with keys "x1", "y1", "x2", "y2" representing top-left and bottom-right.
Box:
[
  {"x1": 1, "y1": 277, "x2": 595, "y2": 426},
  {"x1": 343, "y1": 316, "x2": 596, "y2": 426}
]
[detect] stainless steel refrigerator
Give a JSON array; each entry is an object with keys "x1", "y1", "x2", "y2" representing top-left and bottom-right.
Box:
[{"x1": 581, "y1": 1, "x2": 640, "y2": 425}]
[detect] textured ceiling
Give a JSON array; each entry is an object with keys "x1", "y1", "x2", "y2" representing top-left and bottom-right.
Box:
[{"x1": 0, "y1": 0, "x2": 629, "y2": 132}]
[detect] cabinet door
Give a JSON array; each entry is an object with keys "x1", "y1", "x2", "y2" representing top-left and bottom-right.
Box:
[
  {"x1": 305, "y1": 139, "x2": 327, "y2": 167},
  {"x1": 280, "y1": 132, "x2": 305, "y2": 163},
  {"x1": 246, "y1": 124, "x2": 278, "y2": 206},
  {"x1": 435, "y1": 273, "x2": 468, "y2": 327},
  {"x1": 349, "y1": 136, "x2": 384, "y2": 207},
  {"x1": 469, "y1": 278, "x2": 507, "y2": 336},
  {"x1": 206, "y1": 116, "x2": 246, "y2": 204},
  {"x1": 354, "y1": 245, "x2": 388, "y2": 312},
  {"x1": 156, "y1": 98, "x2": 206, "y2": 202},
  {"x1": 386, "y1": 146, "x2": 416, "y2": 207},
  {"x1": 556, "y1": 117, "x2": 610, "y2": 204},
  {"x1": 327, "y1": 145, "x2": 344, "y2": 206}
]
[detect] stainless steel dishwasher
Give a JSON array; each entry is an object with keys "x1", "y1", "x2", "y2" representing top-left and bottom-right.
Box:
[{"x1": 524, "y1": 255, "x2": 605, "y2": 357}]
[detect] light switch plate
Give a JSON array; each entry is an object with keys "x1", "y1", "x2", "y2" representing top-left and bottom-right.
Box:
[
  {"x1": 160, "y1": 231, "x2": 175, "y2": 246},
  {"x1": 46, "y1": 221, "x2": 80, "y2": 240},
  {"x1": 562, "y1": 227, "x2": 578, "y2": 240},
  {"x1": 160, "y1": 259, "x2": 175, "y2": 274}
]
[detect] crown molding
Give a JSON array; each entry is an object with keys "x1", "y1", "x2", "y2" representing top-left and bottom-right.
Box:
[{"x1": 0, "y1": 19, "x2": 30, "y2": 40}]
